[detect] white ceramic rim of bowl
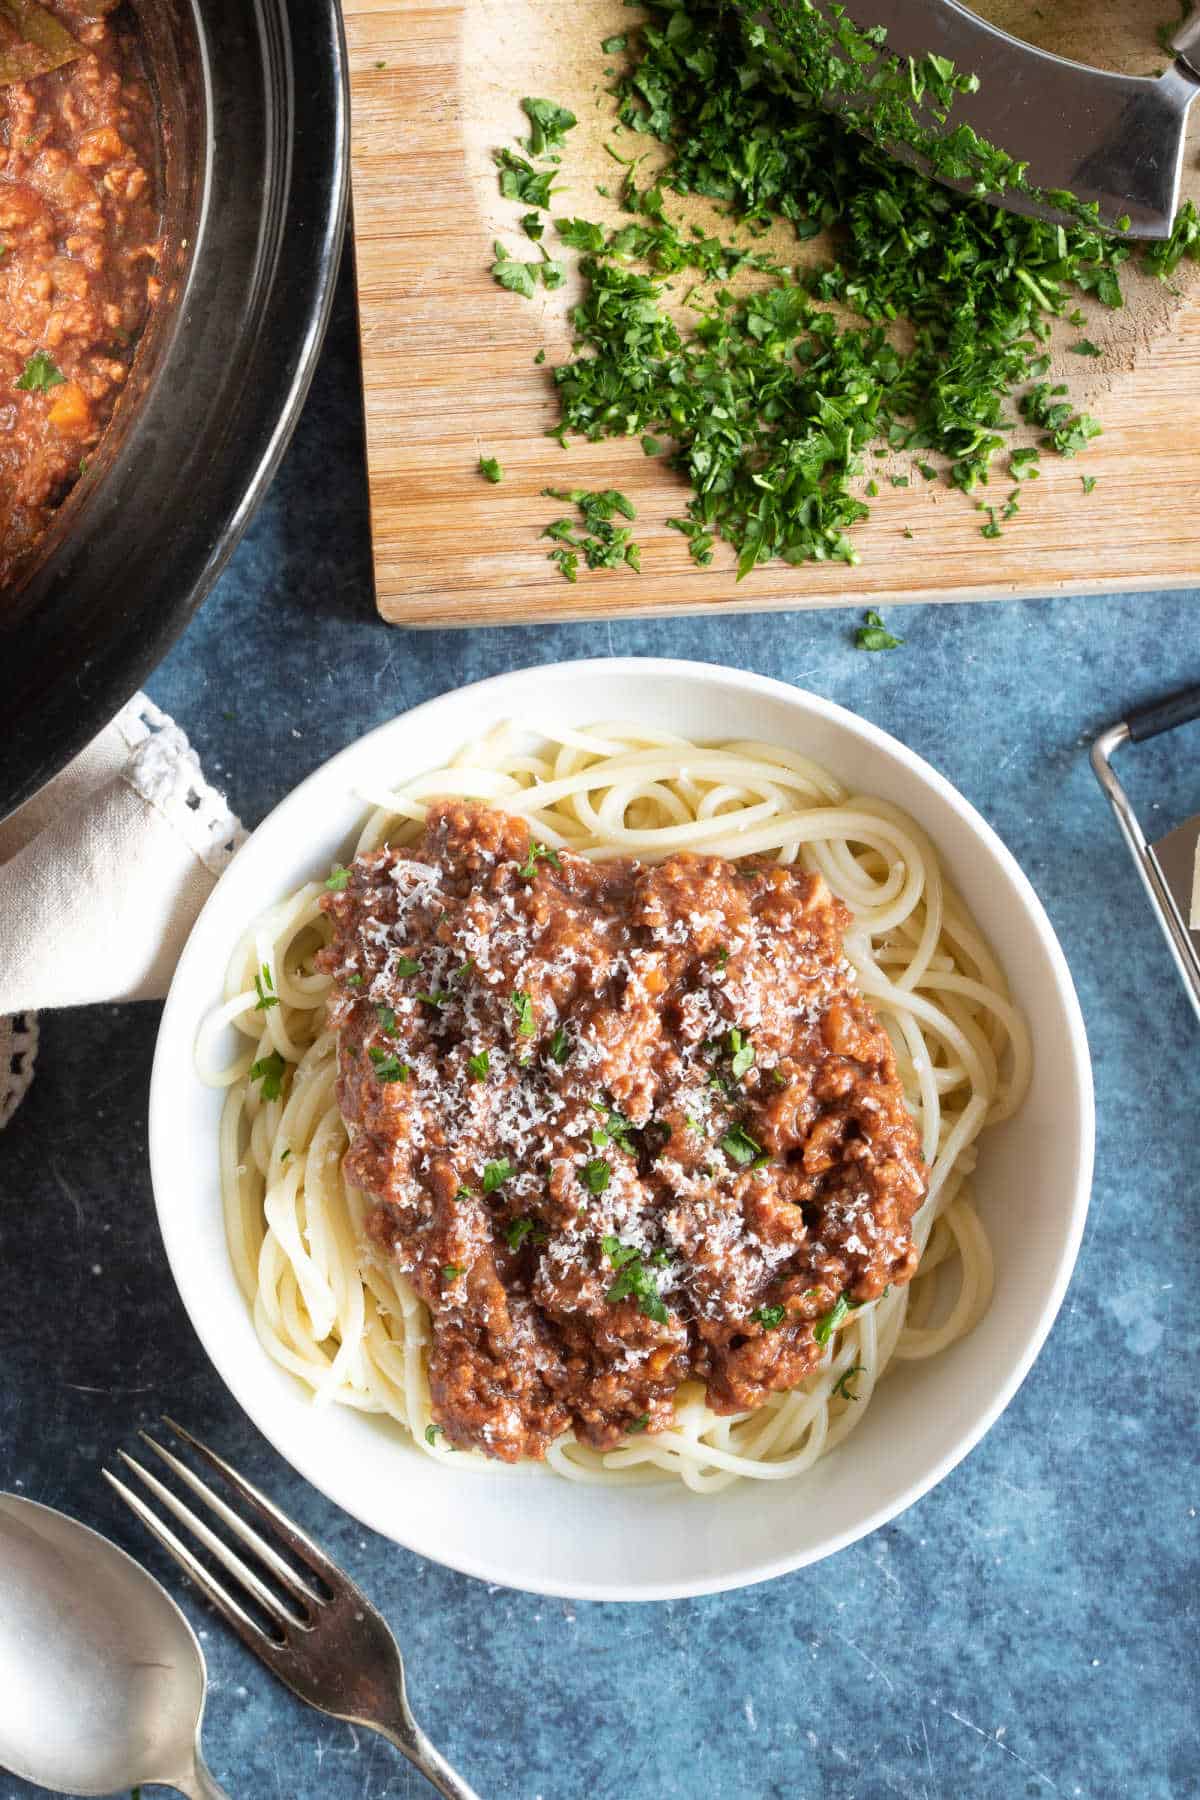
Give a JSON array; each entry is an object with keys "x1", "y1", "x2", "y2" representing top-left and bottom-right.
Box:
[{"x1": 150, "y1": 658, "x2": 1095, "y2": 1602}]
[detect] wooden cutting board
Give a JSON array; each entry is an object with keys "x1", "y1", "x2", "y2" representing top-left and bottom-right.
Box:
[{"x1": 344, "y1": 0, "x2": 1200, "y2": 627}]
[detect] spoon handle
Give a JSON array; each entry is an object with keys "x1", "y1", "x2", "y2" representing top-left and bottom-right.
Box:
[{"x1": 173, "y1": 1752, "x2": 234, "y2": 1800}]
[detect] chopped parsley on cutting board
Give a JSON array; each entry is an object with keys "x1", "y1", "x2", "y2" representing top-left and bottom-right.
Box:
[{"x1": 486, "y1": 0, "x2": 1200, "y2": 579}]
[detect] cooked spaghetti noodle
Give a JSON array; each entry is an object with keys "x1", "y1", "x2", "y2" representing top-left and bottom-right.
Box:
[{"x1": 198, "y1": 721, "x2": 1030, "y2": 1493}]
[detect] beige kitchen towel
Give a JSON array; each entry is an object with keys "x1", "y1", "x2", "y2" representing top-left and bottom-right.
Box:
[{"x1": 0, "y1": 693, "x2": 245, "y2": 1018}]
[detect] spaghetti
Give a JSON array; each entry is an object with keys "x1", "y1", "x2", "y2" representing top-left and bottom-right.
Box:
[{"x1": 198, "y1": 721, "x2": 1030, "y2": 1493}]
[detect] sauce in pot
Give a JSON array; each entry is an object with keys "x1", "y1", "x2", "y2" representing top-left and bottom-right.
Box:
[{"x1": 0, "y1": 1, "x2": 160, "y2": 586}]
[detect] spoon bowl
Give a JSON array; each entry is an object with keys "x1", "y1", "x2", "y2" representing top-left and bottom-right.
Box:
[{"x1": 0, "y1": 1493, "x2": 228, "y2": 1798}]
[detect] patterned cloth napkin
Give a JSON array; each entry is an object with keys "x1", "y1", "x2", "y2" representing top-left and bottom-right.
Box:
[{"x1": 0, "y1": 694, "x2": 244, "y2": 1124}]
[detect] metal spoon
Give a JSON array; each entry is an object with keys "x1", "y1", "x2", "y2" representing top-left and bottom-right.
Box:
[{"x1": 0, "y1": 1492, "x2": 229, "y2": 1798}]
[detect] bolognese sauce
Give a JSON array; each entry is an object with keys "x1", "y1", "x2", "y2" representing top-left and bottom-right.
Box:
[
  {"x1": 319, "y1": 801, "x2": 928, "y2": 1462},
  {"x1": 0, "y1": 0, "x2": 160, "y2": 586}
]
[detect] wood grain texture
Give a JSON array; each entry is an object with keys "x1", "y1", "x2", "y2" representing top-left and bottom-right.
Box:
[{"x1": 345, "y1": 0, "x2": 1200, "y2": 627}]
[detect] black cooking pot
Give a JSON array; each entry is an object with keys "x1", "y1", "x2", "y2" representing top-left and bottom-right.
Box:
[{"x1": 0, "y1": 0, "x2": 350, "y2": 816}]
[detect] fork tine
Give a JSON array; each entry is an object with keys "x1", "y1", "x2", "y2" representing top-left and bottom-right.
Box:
[
  {"x1": 114, "y1": 1449, "x2": 305, "y2": 1633},
  {"x1": 138, "y1": 1430, "x2": 324, "y2": 1611},
  {"x1": 102, "y1": 1467, "x2": 276, "y2": 1660},
  {"x1": 161, "y1": 1415, "x2": 346, "y2": 1587}
]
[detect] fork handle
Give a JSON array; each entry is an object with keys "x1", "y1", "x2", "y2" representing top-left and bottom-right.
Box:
[{"x1": 374, "y1": 1718, "x2": 483, "y2": 1800}]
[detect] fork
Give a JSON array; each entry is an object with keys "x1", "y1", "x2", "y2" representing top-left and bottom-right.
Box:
[{"x1": 103, "y1": 1419, "x2": 480, "y2": 1800}]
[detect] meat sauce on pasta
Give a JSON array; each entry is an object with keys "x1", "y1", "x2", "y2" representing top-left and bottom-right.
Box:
[{"x1": 319, "y1": 801, "x2": 927, "y2": 1461}]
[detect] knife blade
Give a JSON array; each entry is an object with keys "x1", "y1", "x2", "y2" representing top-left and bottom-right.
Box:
[{"x1": 755, "y1": 0, "x2": 1200, "y2": 237}]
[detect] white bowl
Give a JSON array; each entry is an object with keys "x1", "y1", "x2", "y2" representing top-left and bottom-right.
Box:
[{"x1": 150, "y1": 659, "x2": 1093, "y2": 1601}]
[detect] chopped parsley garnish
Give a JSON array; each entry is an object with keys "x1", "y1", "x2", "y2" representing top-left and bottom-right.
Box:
[
  {"x1": 720, "y1": 1122, "x2": 763, "y2": 1166},
  {"x1": 375, "y1": 1004, "x2": 396, "y2": 1032},
  {"x1": 279, "y1": 1146, "x2": 291, "y2": 1163},
  {"x1": 1068, "y1": 339, "x2": 1102, "y2": 357},
  {"x1": 713, "y1": 945, "x2": 729, "y2": 969},
  {"x1": 814, "y1": 1293, "x2": 851, "y2": 1346},
  {"x1": 750, "y1": 1304, "x2": 785, "y2": 1329},
  {"x1": 324, "y1": 865, "x2": 350, "y2": 891},
  {"x1": 417, "y1": 990, "x2": 444, "y2": 1009},
  {"x1": 442, "y1": 1265, "x2": 463, "y2": 1282},
  {"x1": 541, "y1": 487, "x2": 641, "y2": 581},
  {"x1": 511, "y1": 990, "x2": 535, "y2": 1036},
  {"x1": 467, "y1": 1049, "x2": 490, "y2": 1081},
  {"x1": 1020, "y1": 381, "x2": 1102, "y2": 457},
  {"x1": 249, "y1": 1051, "x2": 286, "y2": 1101},
  {"x1": 1145, "y1": 196, "x2": 1200, "y2": 279},
  {"x1": 728, "y1": 1027, "x2": 755, "y2": 1079},
  {"x1": 346, "y1": 973, "x2": 363, "y2": 987},
  {"x1": 1081, "y1": 475, "x2": 1097, "y2": 495},
  {"x1": 589, "y1": 1101, "x2": 637, "y2": 1154},
  {"x1": 556, "y1": 217, "x2": 606, "y2": 254},
  {"x1": 831, "y1": 1362, "x2": 865, "y2": 1401},
  {"x1": 490, "y1": 240, "x2": 541, "y2": 299},
  {"x1": 517, "y1": 841, "x2": 563, "y2": 879},
  {"x1": 548, "y1": 1024, "x2": 570, "y2": 1064},
  {"x1": 855, "y1": 609, "x2": 904, "y2": 652},
  {"x1": 601, "y1": 1236, "x2": 669, "y2": 1324},
  {"x1": 488, "y1": 0, "x2": 1139, "y2": 574},
  {"x1": 581, "y1": 1156, "x2": 611, "y2": 1194},
  {"x1": 521, "y1": 96, "x2": 577, "y2": 156},
  {"x1": 494, "y1": 151, "x2": 555, "y2": 209},
  {"x1": 253, "y1": 964, "x2": 278, "y2": 1011},
  {"x1": 601, "y1": 32, "x2": 627, "y2": 53},
  {"x1": 394, "y1": 956, "x2": 421, "y2": 978},
  {"x1": 479, "y1": 455, "x2": 504, "y2": 482},
  {"x1": 425, "y1": 1423, "x2": 443, "y2": 1445},
  {"x1": 368, "y1": 1047, "x2": 408, "y2": 1084},
  {"x1": 482, "y1": 1159, "x2": 513, "y2": 1192},
  {"x1": 627, "y1": 1412, "x2": 650, "y2": 1432},
  {"x1": 16, "y1": 348, "x2": 63, "y2": 393},
  {"x1": 503, "y1": 1216, "x2": 536, "y2": 1250}
]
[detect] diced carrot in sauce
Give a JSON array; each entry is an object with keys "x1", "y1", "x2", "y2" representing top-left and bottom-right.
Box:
[
  {"x1": 46, "y1": 380, "x2": 91, "y2": 435},
  {"x1": 77, "y1": 125, "x2": 126, "y2": 166}
]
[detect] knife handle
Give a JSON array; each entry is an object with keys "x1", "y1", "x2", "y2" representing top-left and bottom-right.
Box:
[{"x1": 1126, "y1": 684, "x2": 1200, "y2": 743}]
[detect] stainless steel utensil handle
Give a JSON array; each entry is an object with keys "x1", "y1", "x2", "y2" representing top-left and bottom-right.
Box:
[
  {"x1": 1125, "y1": 682, "x2": 1200, "y2": 743},
  {"x1": 1091, "y1": 718, "x2": 1200, "y2": 1023},
  {"x1": 174, "y1": 1756, "x2": 233, "y2": 1800},
  {"x1": 375, "y1": 1716, "x2": 482, "y2": 1800}
]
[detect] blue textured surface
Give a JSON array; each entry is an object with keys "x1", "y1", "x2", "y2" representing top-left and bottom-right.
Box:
[{"x1": 2, "y1": 254, "x2": 1198, "y2": 1800}]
